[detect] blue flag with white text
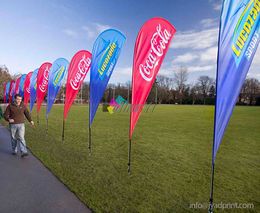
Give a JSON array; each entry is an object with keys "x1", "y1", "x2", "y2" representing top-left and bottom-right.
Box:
[
  {"x1": 213, "y1": 0, "x2": 260, "y2": 162},
  {"x1": 46, "y1": 58, "x2": 69, "y2": 117},
  {"x1": 19, "y1": 74, "x2": 26, "y2": 98},
  {"x1": 89, "y1": 29, "x2": 126, "y2": 125},
  {"x1": 5, "y1": 82, "x2": 10, "y2": 103}
]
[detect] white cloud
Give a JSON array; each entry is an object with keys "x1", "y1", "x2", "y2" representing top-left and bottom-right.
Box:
[
  {"x1": 82, "y1": 23, "x2": 112, "y2": 38},
  {"x1": 200, "y1": 18, "x2": 218, "y2": 28},
  {"x1": 95, "y1": 23, "x2": 111, "y2": 33},
  {"x1": 188, "y1": 65, "x2": 215, "y2": 73},
  {"x1": 213, "y1": 3, "x2": 222, "y2": 11},
  {"x1": 248, "y1": 47, "x2": 260, "y2": 78},
  {"x1": 247, "y1": 72, "x2": 260, "y2": 78},
  {"x1": 82, "y1": 26, "x2": 96, "y2": 38},
  {"x1": 170, "y1": 4, "x2": 259, "y2": 80},
  {"x1": 208, "y1": 0, "x2": 222, "y2": 11},
  {"x1": 170, "y1": 22, "x2": 219, "y2": 79},
  {"x1": 170, "y1": 17, "x2": 259, "y2": 81},
  {"x1": 199, "y1": 46, "x2": 218, "y2": 63},
  {"x1": 63, "y1": 29, "x2": 78, "y2": 38},
  {"x1": 159, "y1": 67, "x2": 176, "y2": 76},
  {"x1": 110, "y1": 66, "x2": 132, "y2": 83},
  {"x1": 171, "y1": 46, "x2": 217, "y2": 76},
  {"x1": 171, "y1": 28, "x2": 218, "y2": 50},
  {"x1": 62, "y1": 22, "x2": 112, "y2": 40},
  {"x1": 174, "y1": 53, "x2": 199, "y2": 63},
  {"x1": 251, "y1": 47, "x2": 260, "y2": 66}
]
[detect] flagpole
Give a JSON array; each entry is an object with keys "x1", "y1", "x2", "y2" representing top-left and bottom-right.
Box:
[
  {"x1": 62, "y1": 84, "x2": 66, "y2": 143},
  {"x1": 128, "y1": 101, "x2": 133, "y2": 175},
  {"x1": 46, "y1": 90, "x2": 49, "y2": 135},
  {"x1": 62, "y1": 118, "x2": 65, "y2": 142},
  {"x1": 209, "y1": 162, "x2": 215, "y2": 213},
  {"x1": 127, "y1": 138, "x2": 132, "y2": 174},
  {"x1": 37, "y1": 112, "x2": 39, "y2": 125},
  {"x1": 209, "y1": 2, "x2": 223, "y2": 212},
  {"x1": 89, "y1": 123, "x2": 92, "y2": 154},
  {"x1": 46, "y1": 115, "x2": 48, "y2": 135},
  {"x1": 128, "y1": 65, "x2": 133, "y2": 175},
  {"x1": 88, "y1": 90, "x2": 92, "y2": 154}
]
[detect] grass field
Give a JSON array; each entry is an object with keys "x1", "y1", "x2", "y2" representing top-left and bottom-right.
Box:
[{"x1": 1, "y1": 104, "x2": 260, "y2": 212}]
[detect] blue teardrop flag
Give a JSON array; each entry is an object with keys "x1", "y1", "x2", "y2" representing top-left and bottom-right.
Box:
[
  {"x1": 5, "y1": 82, "x2": 10, "y2": 103},
  {"x1": 46, "y1": 58, "x2": 69, "y2": 117},
  {"x1": 19, "y1": 74, "x2": 26, "y2": 98},
  {"x1": 89, "y1": 29, "x2": 126, "y2": 125},
  {"x1": 213, "y1": 0, "x2": 260, "y2": 162}
]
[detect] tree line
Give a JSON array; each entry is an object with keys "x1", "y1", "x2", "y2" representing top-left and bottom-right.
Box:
[{"x1": 1, "y1": 65, "x2": 260, "y2": 106}]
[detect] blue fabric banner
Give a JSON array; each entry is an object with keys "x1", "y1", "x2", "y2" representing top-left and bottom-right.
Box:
[
  {"x1": 19, "y1": 74, "x2": 26, "y2": 98},
  {"x1": 46, "y1": 58, "x2": 69, "y2": 117},
  {"x1": 12, "y1": 82, "x2": 16, "y2": 102},
  {"x1": 5, "y1": 82, "x2": 10, "y2": 103},
  {"x1": 89, "y1": 29, "x2": 126, "y2": 125},
  {"x1": 213, "y1": 0, "x2": 260, "y2": 161},
  {"x1": 30, "y1": 68, "x2": 39, "y2": 112}
]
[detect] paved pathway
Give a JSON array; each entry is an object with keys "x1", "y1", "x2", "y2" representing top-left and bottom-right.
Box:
[{"x1": 0, "y1": 124, "x2": 91, "y2": 213}]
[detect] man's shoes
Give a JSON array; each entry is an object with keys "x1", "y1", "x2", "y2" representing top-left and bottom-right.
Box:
[
  {"x1": 12, "y1": 151, "x2": 17, "y2": 155},
  {"x1": 21, "y1": 152, "x2": 29, "y2": 158}
]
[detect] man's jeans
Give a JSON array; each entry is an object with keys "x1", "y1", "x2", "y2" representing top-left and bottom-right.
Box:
[{"x1": 9, "y1": 123, "x2": 27, "y2": 154}]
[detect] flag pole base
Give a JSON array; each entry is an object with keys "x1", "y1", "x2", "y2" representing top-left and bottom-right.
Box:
[
  {"x1": 88, "y1": 126, "x2": 92, "y2": 155},
  {"x1": 208, "y1": 162, "x2": 215, "y2": 213},
  {"x1": 208, "y1": 198, "x2": 213, "y2": 213},
  {"x1": 62, "y1": 119, "x2": 65, "y2": 143},
  {"x1": 37, "y1": 113, "x2": 39, "y2": 126},
  {"x1": 127, "y1": 139, "x2": 132, "y2": 175},
  {"x1": 46, "y1": 117, "x2": 48, "y2": 136}
]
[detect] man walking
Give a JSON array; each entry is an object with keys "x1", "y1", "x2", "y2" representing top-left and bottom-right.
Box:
[{"x1": 4, "y1": 94, "x2": 34, "y2": 157}]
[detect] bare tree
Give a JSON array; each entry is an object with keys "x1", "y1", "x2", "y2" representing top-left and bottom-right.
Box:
[
  {"x1": 156, "y1": 75, "x2": 173, "y2": 103},
  {"x1": 242, "y1": 78, "x2": 260, "y2": 105},
  {"x1": 197, "y1": 76, "x2": 214, "y2": 105},
  {"x1": 173, "y1": 66, "x2": 188, "y2": 104},
  {"x1": 190, "y1": 84, "x2": 200, "y2": 105},
  {"x1": 0, "y1": 65, "x2": 12, "y2": 101}
]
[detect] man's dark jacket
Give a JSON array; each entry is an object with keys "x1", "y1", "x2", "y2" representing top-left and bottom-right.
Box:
[{"x1": 4, "y1": 102, "x2": 32, "y2": 124}]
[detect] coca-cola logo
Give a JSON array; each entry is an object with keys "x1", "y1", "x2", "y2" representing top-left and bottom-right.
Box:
[
  {"x1": 26, "y1": 87, "x2": 30, "y2": 94},
  {"x1": 70, "y1": 55, "x2": 91, "y2": 90},
  {"x1": 39, "y1": 67, "x2": 50, "y2": 93},
  {"x1": 139, "y1": 24, "x2": 172, "y2": 82}
]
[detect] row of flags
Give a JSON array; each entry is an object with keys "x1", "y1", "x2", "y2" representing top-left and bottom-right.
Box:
[
  {"x1": 2, "y1": 18, "x2": 175, "y2": 149},
  {"x1": 2, "y1": 31, "x2": 124, "y2": 125},
  {"x1": 1, "y1": 2, "x2": 259, "y2": 210}
]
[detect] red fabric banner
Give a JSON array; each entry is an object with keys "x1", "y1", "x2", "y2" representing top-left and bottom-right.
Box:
[
  {"x1": 130, "y1": 17, "x2": 176, "y2": 139},
  {"x1": 9, "y1": 80, "x2": 15, "y2": 103},
  {"x1": 14, "y1": 77, "x2": 21, "y2": 96},
  {"x1": 64, "y1": 50, "x2": 91, "y2": 119},
  {"x1": 36, "y1": 62, "x2": 52, "y2": 113},
  {"x1": 24, "y1": 72, "x2": 33, "y2": 107}
]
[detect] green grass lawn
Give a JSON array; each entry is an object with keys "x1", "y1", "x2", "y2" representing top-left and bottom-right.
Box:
[{"x1": 1, "y1": 104, "x2": 260, "y2": 212}]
